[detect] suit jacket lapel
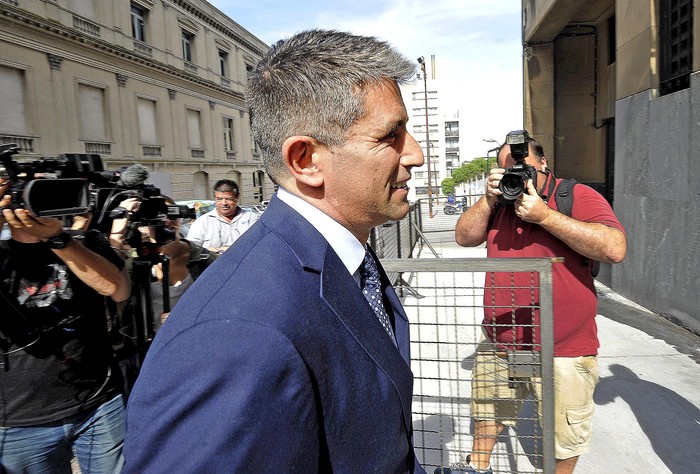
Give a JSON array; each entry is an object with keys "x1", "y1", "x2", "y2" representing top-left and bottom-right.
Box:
[{"x1": 320, "y1": 250, "x2": 414, "y2": 434}]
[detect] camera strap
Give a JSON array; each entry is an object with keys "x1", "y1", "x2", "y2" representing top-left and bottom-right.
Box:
[{"x1": 541, "y1": 169, "x2": 557, "y2": 203}]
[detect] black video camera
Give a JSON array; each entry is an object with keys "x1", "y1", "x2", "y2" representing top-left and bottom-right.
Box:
[
  {"x1": 499, "y1": 130, "x2": 537, "y2": 204},
  {"x1": 0, "y1": 143, "x2": 102, "y2": 217},
  {"x1": 108, "y1": 187, "x2": 194, "y2": 257}
]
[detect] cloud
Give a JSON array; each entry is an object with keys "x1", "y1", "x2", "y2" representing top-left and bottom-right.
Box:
[{"x1": 210, "y1": 0, "x2": 523, "y2": 159}]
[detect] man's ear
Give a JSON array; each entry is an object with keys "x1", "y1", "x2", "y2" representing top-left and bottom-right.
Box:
[{"x1": 281, "y1": 136, "x2": 324, "y2": 188}]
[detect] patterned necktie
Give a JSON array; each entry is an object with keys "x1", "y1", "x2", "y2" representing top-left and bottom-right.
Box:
[{"x1": 361, "y1": 250, "x2": 397, "y2": 346}]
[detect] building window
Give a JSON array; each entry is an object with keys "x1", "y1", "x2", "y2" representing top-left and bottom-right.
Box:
[
  {"x1": 218, "y1": 50, "x2": 228, "y2": 77},
  {"x1": 445, "y1": 121, "x2": 459, "y2": 136},
  {"x1": 659, "y1": 0, "x2": 693, "y2": 95},
  {"x1": 223, "y1": 117, "x2": 234, "y2": 151},
  {"x1": 446, "y1": 137, "x2": 459, "y2": 152},
  {"x1": 78, "y1": 83, "x2": 108, "y2": 141},
  {"x1": 187, "y1": 109, "x2": 202, "y2": 150},
  {"x1": 0, "y1": 66, "x2": 28, "y2": 137},
  {"x1": 137, "y1": 97, "x2": 158, "y2": 145},
  {"x1": 131, "y1": 4, "x2": 146, "y2": 42},
  {"x1": 182, "y1": 31, "x2": 194, "y2": 62},
  {"x1": 253, "y1": 170, "x2": 265, "y2": 202}
]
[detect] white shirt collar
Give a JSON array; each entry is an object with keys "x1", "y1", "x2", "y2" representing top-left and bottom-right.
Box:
[{"x1": 276, "y1": 188, "x2": 365, "y2": 278}]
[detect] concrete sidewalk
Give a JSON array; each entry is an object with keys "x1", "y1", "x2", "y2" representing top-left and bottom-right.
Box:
[{"x1": 426, "y1": 235, "x2": 700, "y2": 473}]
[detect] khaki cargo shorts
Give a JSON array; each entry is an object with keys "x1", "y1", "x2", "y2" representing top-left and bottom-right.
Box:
[{"x1": 470, "y1": 342, "x2": 599, "y2": 460}]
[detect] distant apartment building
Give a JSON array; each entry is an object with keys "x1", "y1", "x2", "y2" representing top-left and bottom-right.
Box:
[
  {"x1": 0, "y1": 0, "x2": 273, "y2": 203},
  {"x1": 523, "y1": 0, "x2": 699, "y2": 332},
  {"x1": 402, "y1": 55, "x2": 461, "y2": 203}
]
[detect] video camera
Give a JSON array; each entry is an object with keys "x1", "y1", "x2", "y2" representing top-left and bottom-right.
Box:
[
  {"x1": 92, "y1": 165, "x2": 193, "y2": 256},
  {"x1": 109, "y1": 189, "x2": 193, "y2": 257},
  {"x1": 499, "y1": 130, "x2": 538, "y2": 204},
  {"x1": 0, "y1": 143, "x2": 105, "y2": 217},
  {"x1": 0, "y1": 143, "x2": 193, "y2": 252}
]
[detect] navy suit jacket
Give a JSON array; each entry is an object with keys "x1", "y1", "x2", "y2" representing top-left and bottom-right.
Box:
[{"x1": 124, "y1": 196, "x2": 426, "y2": 473}]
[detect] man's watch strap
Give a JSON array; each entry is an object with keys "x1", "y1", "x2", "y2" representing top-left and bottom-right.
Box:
[{"x1": 47, "y1": 231, "x2": 73, "y2": 249}]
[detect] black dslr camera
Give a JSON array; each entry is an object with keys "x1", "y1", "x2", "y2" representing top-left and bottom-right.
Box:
[{"x1": 499, "y1": 130, "x2": 537, "y2": 204}]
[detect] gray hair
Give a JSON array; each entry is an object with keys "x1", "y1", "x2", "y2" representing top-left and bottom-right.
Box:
[{"x1": 246, "y1": 29, "x2": 417, "y2": 183}]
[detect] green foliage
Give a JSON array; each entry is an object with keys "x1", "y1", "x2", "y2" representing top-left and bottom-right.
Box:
[
  {"x1": 440, "y1": 157, "x2": 496, "y2": 193},
  {"x1": 441, "y1": 177, "x2": 456, "y2": 195},
  {"x1": 450, "y1": 167, "x2": 468, "y2": 184}
]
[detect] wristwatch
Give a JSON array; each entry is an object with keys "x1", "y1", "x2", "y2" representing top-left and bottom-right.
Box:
[{"x1": 47, "y1": 231, "x2": 73, "y2": 249}]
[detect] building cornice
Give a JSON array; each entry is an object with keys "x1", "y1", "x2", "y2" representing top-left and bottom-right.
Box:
[
  {"x1": 169, "y1": 0, "x2": 268, "y2": 56},
  {"x1": 1, "y1": 3, "x2": 247, "y2": 102}
]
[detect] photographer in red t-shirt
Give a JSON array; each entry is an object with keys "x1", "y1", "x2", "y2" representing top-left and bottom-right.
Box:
[{"x1": 451, "y1": 131, "x2": 627, "y2": 474}]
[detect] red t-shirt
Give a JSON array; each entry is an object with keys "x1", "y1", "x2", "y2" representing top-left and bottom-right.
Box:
[{"x1": 484, "y1": 177, "x2": 625, "y2": 357}]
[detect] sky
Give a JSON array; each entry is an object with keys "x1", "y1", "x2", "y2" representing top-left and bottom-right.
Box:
[{"x1": 209, "y1": 0, "x2": 524, "y2": 161}]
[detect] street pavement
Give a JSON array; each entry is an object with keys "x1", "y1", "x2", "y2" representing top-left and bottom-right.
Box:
[{"x1": 428, "y1": 233, "x2": 700, "y2": 473}]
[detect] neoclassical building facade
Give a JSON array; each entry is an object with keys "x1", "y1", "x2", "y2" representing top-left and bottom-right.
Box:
[{"x1": 0, "y1": 0, "x2": 273, "y2": 203}]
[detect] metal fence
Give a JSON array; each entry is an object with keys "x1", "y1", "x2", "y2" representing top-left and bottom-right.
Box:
[
  {"x1": 368, "y1": 195, "x2": 479, "y2": 260},
  {"x1": 381, "y1": 257, "x2": 558, "y2": 474},
  {"x1": 368, "y1": 195, "x2": 483, "y2": 255},
  {"x1": 369, "y1": 200, "x2": 422, "y2": 260},
  {"x1": 414, "y1": 195, "x2": 482, "y2": 234}
]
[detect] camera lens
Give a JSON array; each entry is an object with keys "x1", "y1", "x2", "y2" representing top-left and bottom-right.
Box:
[{"x1": 500, "y1": 173, "x2": 525, "y2": 200}]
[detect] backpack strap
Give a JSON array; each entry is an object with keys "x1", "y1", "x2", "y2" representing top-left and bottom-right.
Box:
[
  {"x1": 553, "y1": 178, "x2": 577, "y2": 217},
  {"x1": 553, "y1": 179, "x2": 600, "y2": 277}
]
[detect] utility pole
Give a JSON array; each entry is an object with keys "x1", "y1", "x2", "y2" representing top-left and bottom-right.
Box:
[{"x1": 418, "y1": 56, "x2": 433, "y2": 218}]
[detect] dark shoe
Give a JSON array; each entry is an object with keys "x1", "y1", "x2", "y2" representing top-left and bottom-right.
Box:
[{"x1": 433, "y1": 455, "x2": 493, "y2": 474}]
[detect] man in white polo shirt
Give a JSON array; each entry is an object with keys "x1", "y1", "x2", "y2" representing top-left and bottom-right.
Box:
[{"x1": 186, "y1": 179, "x2": 259, "y2": 254}]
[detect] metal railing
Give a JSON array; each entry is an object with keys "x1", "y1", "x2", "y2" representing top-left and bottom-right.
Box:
[
  {"x1": 369, "y1": 196, "x2": 481, "y2": 254},
  {"x1": 369, "y1": 201, "x2": 422, "y2": 260},
  {"x1": 381, "y1": 257, "x2": 558, "y2": 474}
]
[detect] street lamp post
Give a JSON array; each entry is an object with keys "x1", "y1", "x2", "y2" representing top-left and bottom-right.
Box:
[
  {"x1": 418, "y1": 56, "x2": 433, "y2": 218},
  {"x1": 483, "y1": 137, "x2": 501, "y2": 167},
  {"x1": 481, "y1": 138, "x2": 501, "y2": 197}
]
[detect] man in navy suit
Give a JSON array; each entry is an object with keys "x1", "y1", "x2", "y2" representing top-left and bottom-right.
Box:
[{"x1": 123, "y1": 29, "x2": 426, "y2": 472}]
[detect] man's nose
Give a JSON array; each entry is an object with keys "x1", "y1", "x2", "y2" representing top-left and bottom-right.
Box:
[{"x1": 401, "y1": 132, "x2": 424, "y2": 168}]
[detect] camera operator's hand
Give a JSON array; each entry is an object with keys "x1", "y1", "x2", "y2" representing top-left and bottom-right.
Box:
[
  {"x1": 514, "y1": 179, "x2": 552, "y2": 224},
  {"x1": 119, "y1": 197, "x2": 141, "y2": 214},
  {"x1": 0, "y1": 193, "x2": 11, "y2": 227},
  {"x1": 484, "y1": 167, "x2": 506, "y2": 207},
  {"x1": 110, "y1": 197, "x2": 141, "y2": 248},
  {"x1": 71, "y1": 212, "x2": 93, "y2": 231},
  {"x1": 2, "y1": 207, "x2": 63, "y2": 241}
]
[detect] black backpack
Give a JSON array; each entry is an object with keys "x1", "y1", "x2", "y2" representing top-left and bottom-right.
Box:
[{"x1": 552, "y1": 179, "x2": 600, "y2": 277}]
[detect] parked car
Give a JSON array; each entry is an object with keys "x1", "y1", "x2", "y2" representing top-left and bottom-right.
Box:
[{"x1": 176, "y1": 199, "x2": 216, "y2": 218}]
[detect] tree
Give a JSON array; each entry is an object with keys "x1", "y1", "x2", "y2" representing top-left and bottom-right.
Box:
[
  {"x1": 441, "y1": 177, "x2": 456, "y2": 195},
  {"x1": 440, "y1": 157, "x2": 496, "y2": 193}
]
